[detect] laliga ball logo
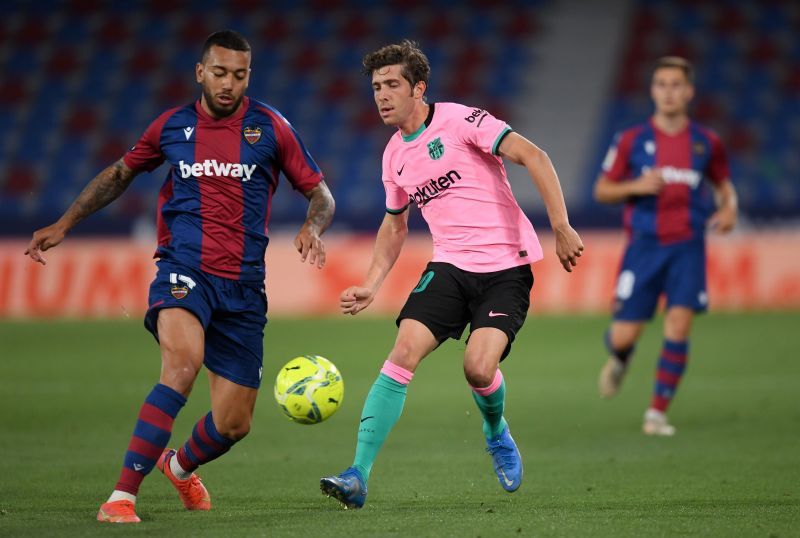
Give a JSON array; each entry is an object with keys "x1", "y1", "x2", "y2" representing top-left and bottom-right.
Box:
[{"x1": 274, "y1": 355, "x2": 344, "y2": 424}]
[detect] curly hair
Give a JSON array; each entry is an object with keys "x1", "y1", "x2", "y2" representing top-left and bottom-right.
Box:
[{"x1": 362, "y1": 40, "x2": 430, "y2": 88}]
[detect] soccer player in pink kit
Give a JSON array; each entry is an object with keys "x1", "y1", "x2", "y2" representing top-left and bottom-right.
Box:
[
  {"x1": 26, "y1": 31, "x2": 335, "y2": 523},
  {"x1": 321, "y1": 40, "x2": 584, "y2": 509},
  {"x1": 595, "y1": 57, "x2": 738, "y2": 435}
]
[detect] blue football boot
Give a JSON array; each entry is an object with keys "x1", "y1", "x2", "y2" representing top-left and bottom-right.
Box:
[
  {"x1": 320, "y1": 467, "x2": 367, "y2": 509},
  {"x1": 486, "y1": 426, "x2": 523, "y2": 492}
]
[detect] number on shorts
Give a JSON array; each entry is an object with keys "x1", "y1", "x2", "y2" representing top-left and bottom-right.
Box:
[{"x1": 616, "y1": 270, "x2": 635, "y2": 300}]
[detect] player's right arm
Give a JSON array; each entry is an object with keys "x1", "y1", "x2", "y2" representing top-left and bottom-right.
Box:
[
  {"x1": 593, "y1": 128, "x2": 664, "y2": 204},
  {"x1": 25, "y1": 159, "x2": 139, "y2": 265},
  {"x1": 340, "y1": 209, "x2": 409, "y2": 315},
  {"x1": 593, "y1": 168, "x2": 664, "y2": 204}
]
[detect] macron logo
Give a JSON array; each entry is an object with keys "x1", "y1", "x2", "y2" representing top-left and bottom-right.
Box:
[
  {"x1": 178, "y1": 159, "x2": 257, "y2": 182},
  {"x1": 183, "y1": 127, "x2": 194, "y2": 140}
]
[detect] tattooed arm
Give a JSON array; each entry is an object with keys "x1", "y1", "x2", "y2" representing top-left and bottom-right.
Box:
[
  {"x1": 294, "y1": 180, "x2": 335, "y2": 269},
  {"x1": 25, "y1": 159, "x2": 139, "y2": 264}
]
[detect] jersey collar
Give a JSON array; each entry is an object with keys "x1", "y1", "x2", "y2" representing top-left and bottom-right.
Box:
[{"x1": 401, "y1": 102, "x2": 436, "y2": 142}]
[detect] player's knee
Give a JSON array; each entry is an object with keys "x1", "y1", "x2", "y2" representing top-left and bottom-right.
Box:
[
  {"x1": 463, "y1": 361, "x2": 496, "y2": 388},
  {"x1": 386, "y1": 341, "x2": 422, "y2": 371},
  {"x1": 215, "y1": 418, "x2": 251, "y2": 441}
]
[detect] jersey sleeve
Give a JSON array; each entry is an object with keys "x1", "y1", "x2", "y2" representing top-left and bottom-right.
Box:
[
  {"x1": 382, "y1": 148, "x2": 409, "y2": 213},
  {"x1": 601, "y1": 130, "x2": 634, "y2": 182},
  {"x1": 705, "y1": 130, "x2": 730, "y2": 185},
  {"x1": 123, "y1": 110, "x2": 172, "y2": 172},
  {"x1": 270, "y1": 110, "x2": 323, "y2": 193},
  {"x1": 452, "y1": 105, "x2": 512, "y2": 156}
]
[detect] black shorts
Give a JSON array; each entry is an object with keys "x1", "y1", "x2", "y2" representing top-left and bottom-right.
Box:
[{"x1": 397, "y1": 262, "x2": 534, "y2": 360}]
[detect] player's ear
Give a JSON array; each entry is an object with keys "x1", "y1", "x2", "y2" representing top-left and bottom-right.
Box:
[
  {"x1": 195, "y1": 63, "x2": 204, "y2": 84},
  {"x1": 413, "y1": 81, "x2": 426, "y2": 100}
]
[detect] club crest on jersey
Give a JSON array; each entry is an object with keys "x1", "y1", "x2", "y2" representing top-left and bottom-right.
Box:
[
  {"x1": 427, "y1": 137, "x2": 444, "y2": 160},
  {"x1": 171, "y1": 285, "x2": 189, "y2": 299},
  {"x1": 243, "y1": 126, "x2": 262, "y2": 144}
]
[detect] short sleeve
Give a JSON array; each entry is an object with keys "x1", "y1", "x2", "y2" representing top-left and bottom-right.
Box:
[
  {"x1": 268, "y1": 109, "x2": 323, "y2": 193},
  {"x1": 382, "y1": 149, "x2": 409, "y2": 213},
  {"x1": 601, "y1": 131, "x2": 634, "y2": 182},
  {"x1": 123, "y1": 111, "x2": 171, "y2": 172},
  {"x1": 453, "y1": 105, "x2": 512, "y2": 156},
  {"x1": 705, "y1": 130, "x2": 730, "y2": 185}
]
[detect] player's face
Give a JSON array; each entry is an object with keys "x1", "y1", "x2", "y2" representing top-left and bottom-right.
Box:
[
  {"x1": 196, "y1": 45, "x2": 251, "y2": 118},
  {"x1": 651, "y1": 67, "x2": 694, "y2": 116},
  {"x1": 371, "y1": 64, "x2": 425, "y2": 126}
]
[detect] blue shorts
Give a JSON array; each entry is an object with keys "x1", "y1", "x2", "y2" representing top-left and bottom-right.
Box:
[
  {"x1": 613, "y1": 239, "x2": 707, "y2": 321},
  {"x1": 144, "y1": 259, "x2": 268, "y2": 388}
]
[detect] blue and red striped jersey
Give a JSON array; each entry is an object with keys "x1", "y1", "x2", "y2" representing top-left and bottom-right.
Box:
[
  {"x1": 124, "y1": 97, "x2": 323, "y2": 282},
  {"x1": 601, "y1": 119, "x2": 730, "y2": 245}
]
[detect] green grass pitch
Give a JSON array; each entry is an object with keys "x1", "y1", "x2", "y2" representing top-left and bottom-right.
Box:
[{"x1": 1, "y1": 312, "x2": 798, "y2": 537}]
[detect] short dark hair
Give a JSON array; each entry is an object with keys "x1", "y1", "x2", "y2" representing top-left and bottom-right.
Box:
[
  {"x1": 362, "y1": 39, "x2": 430, "y2": 88},
  {"x1": 653, "y1": 56, "x2": 694, "y2": 84},
  {"x1": 201, "y1": 30, "x2": 251, "y2": 62}
]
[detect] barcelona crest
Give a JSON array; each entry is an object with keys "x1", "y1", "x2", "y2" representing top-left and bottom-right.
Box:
[
  {"x1": 427, "y1": 137, "x2": 444, "y2": 160},
  {"x1": 171, "y1": 285, "x2": 189, "y2": 299},
  {"x1": 243, "y1": 126, "x2": 262, "y2": 144}
]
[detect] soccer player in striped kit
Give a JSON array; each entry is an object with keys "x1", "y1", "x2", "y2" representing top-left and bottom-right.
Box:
[
  {"x1": 320, "y1": 40, "x2": 584, "y2": 509},
  {"x1": 595, "y1": 57, "x2": 738, "y2": 435},
  {"x1": 26, "y1": 30, "x2": 335, "y2": 522}
]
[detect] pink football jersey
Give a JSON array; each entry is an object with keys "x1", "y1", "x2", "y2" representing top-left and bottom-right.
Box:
[{"x1": 381, "y1": 102, "x2": 542, "y2": 272}]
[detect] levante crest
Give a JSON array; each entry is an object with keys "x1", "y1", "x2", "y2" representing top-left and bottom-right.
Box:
[
  {"x1": 427, "y1": 137, "x2": 444, "y2": 160},
  {"x1": 243, "y1": 126, "x2": 262, "y2": 144}
]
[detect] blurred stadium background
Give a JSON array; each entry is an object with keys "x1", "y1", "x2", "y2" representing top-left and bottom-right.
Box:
[
  {"x1": 1, "y1": 0, "x2": 799, "y2": 317},
  {"x1": 1, "y1": 2, "x2": 799, "y2": 536}
]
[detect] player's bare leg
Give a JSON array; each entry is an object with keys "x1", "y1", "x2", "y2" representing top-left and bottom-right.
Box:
[
  {"x1": 99, "y1": 308, "x2": 204, "y2": 522},
  {"x1": 465, "y1": 328, "x2": 522, "y2": 492},
  {"x1": 321, "y1": 319, "x2": 437, "y2": 509},
  {"x1": 644, "y1": 307, "x2": 694, "y2": 436},
  {"x1": 599, "y1": 321, "x2": 644, "y2": 398}
]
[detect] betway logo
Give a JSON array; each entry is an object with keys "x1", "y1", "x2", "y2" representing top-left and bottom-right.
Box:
[
  {"x1": 409, "y1": 170, "x2": 462, "y2": 207},
  {"x1": 660, "y1": 166, "x2": 701, "y2": 189},
  {"x1": 178, "y1": 160, "x2": 256, "y2": 182}
]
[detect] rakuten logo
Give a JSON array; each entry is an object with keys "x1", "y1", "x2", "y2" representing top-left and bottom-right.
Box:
[
  {"x1": 408, "y1": 169, "x2": 462, "y2": 207},
  {"x1": 178, "y1": 160, "x2": 257, "y2": 182}
]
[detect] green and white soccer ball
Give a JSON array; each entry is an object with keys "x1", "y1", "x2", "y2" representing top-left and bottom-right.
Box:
[{"x1": 274, "y1": 355, "x2": 344, "y2": 424}]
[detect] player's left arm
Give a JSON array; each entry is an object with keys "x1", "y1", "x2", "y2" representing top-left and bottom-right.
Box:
[
  {"x1": 498, "y1": 132, "x2": 584, "y2": 272},
  {"x1": 295, "y1": 180, "x2": 336, "y2": 268},
  {"x1": 708, "y1": 179, "x2": 738, "y2": 234}
]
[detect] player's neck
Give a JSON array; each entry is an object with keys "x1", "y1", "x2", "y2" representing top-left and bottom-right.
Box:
[
  {"x1": 651, "y1": 112, "x2": 689, "y2": 135},
  {"x1": 399, "y1": 102, "x2": 430, "y2": 138},
  {"x1": 199, "y1": 96, "x2": 243, "y2": 120}
]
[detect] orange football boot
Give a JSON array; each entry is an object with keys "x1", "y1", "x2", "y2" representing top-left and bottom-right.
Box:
[
  {"x1": 96, "y1": 500, "x2": 140, "y2": 523},
  {"x1": 156, "y1": 448, "x2": 211, "y2": 510}
]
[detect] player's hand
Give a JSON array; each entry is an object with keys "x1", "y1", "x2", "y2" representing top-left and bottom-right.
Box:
[
  {"x1": 708, "y1": 206, "x2": 736, "y2": 234},
  {"x1": 24, "y1": 223, "x2": 68, "y2": 265},
  {"x1": 294, "y1": 224, "x2": 326, "y2": 269},
  {"x1": 553, "y1": 223, "x2": 584, "y2": 273},
  {"x1": 633, "y1": 168, "x2": 664, "y2": 196},
  {"x1": 340, "y1": 286, "x2": 374, "y2": 315}
]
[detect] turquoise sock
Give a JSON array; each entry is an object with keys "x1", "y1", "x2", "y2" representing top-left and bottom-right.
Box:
[
  {"x1": 352, "y1": 373, "x2": 408, "y2": 483},
  {"x1": 471, "y1": 378, "x2": 507, "y2": 439}
]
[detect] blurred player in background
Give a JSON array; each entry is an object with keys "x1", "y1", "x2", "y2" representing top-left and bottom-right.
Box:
[
  {"x1": 25, "y1": 30, "x2": 335, "y2": 523},
  {"x1": 594, "y1": 57, "x2": 737, "y2": 435},
  {"x1": 320, "y1": 40, "x2": 584, "y2": 509}
]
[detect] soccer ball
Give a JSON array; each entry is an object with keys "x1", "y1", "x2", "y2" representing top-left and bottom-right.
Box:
[{"x1": 274, "y1": 355, "x2": 344, "y2": 424}]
